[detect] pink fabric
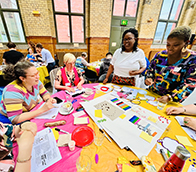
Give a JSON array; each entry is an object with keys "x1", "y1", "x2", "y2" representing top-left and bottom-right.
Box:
[
  {"x1": 61, "y1": 67, "x2": 80, "y2": 87},
  {"x1": 13, "y1": 83, "x2": 99, "y2": 172}
]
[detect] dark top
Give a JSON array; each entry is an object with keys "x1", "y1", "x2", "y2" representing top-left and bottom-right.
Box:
[
  {"x1": 3, "y1": 50, "x2": 24, "y2": 65},
  {"x1": 99, "y1": 58, "x2": 112, "y2": 76}
]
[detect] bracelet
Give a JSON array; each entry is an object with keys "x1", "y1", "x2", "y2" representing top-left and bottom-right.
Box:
[
  {"x1": 166, "y1": 94, "x2": 173, "y2": 101},
  {"x1": 17, "y1": 156, "x2": 32, "y2": 163},
  {"x1": 182, "y1": 107, "x2": 186, "y2": 113},
  {"x1": 19, "y1": 120, "x2": 30, "y2": 129},
  {"x1": 45, "y1": 98, "x2": 50, "y2": 102}
]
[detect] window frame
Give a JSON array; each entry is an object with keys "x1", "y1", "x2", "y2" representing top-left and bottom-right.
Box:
[
  {"x1": 52, "y1": 0, "x2": 86, "y2": 44},
  {"x1": 153, "y1": 0, "x2": 185, "y2": 45},
  {"x1": 0, "y1": 0, "x2": 26, "y2": 43}
]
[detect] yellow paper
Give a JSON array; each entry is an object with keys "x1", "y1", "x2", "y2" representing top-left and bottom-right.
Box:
[
  {"x1": 74, "y1": 117, "x2": 89, "y2": 125},
  {"x1": 52, "y1": 128, "x2": 59, "y2": 140},
  {"x1": 95, "y1": 109, "x2": 102, "y2": 118},
  {"x1": 117, "y1": 157, "x2": 129, "y2": 164},
  {"x1": 148, "y1": 116, "x2": 157, "y2": 123},
  {"x1": 122, "y1": 164, "x2": 137, "y2": 172},
  {"x1": 119, "y1": 114, "x2": 126, "y2": 119},
  {"x1": 140, "y1": 131, "x2": 153, "y2": 143},
  {"x1": 176, "y1": 135, "x2": 193, "y2": 147}
]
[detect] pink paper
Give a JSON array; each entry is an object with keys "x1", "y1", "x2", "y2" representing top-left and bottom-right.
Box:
[{"x1": 72, "y1": 111, "x2": 86, "y2": 118}]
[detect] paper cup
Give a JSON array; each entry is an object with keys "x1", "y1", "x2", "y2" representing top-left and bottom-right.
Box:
[
  {"x1": 68, "y1": 140, "x2": 75, "y2": 151},
  {"x1": 62, "y1": 102, "x2": 72, "y2": 112},
  {"x1": 85, "y1": 88, "x2": 93, "y2": 95}
]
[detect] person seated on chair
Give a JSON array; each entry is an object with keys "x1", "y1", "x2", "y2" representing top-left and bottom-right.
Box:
[
  {"x1": 0, "y1": 60, "x2": 56, "y2": 124},
  {"x1": 54, "y1": 53, "x2": 85, "y2": 92},
  {"x1": 75, "y1": 52, "x2": 91, "y2": 69},
  {"x1": 166, "y1": 104, "x2": 196, "y2": 131},
  {"x1": 25, "y1": 48, "x2": 36, "y2": 62},
  {"x1": 3, "y1": 42, "x2": 24, "y2": 65},
  {"x1": 98, "y1": 52, "x2": 113, "y2": 83},
  {"x1": 145, "y1": 26, "x2": 196, "y2": 104},
  {"x1": 103, "y1": 28, "x2": 146, "y2": 85}
]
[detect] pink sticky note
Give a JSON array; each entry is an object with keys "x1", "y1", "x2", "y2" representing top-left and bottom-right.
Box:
[{"x1": 72, "y1": 111, "x2": 86, "y2": 118}]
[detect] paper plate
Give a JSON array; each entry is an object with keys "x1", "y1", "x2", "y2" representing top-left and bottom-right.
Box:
[{"x1": 71, "y1": 126, "x2": 94, "y2": 147}]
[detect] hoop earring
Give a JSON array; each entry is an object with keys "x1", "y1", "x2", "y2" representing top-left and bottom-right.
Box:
[{"x1": 182, "y1": 47, "x2": 187, "y2": 53}]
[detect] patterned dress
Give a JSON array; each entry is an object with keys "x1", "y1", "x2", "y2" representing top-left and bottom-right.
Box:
[
  {"x1": 146, "y1": 50, "x2": 196, "y2": 102},
  {"x1": 0, "y1": 80, "x2": 48, "y2": 124}
]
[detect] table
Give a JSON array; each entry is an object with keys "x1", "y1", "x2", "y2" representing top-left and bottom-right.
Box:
[
  {"x1": 13, "y1": 84, "x2": 196, "y2": 172},
  {"x1": 0, "y1": 65, "x2": 50, "y2": 86},
  {"x1": 88, "y1": 61, "x2": 102, "y2": 76}
]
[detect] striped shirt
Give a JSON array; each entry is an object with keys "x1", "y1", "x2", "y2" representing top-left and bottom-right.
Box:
[{"x1": 0, "y1": 80, "x2": 48, "y2": 123}]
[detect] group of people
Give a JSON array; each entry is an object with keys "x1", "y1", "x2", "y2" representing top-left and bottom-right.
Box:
[{"x1": 0, "y1": 25, "x2": 196, "y2": 171}]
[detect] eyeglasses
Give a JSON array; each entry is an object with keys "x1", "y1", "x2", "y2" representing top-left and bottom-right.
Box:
[
  {"x1": 26, "y1": 71, "x2": 40, "y2": 77},
  {"x1": 123, "y1": 37, "x2": 134, "y2": 42}
]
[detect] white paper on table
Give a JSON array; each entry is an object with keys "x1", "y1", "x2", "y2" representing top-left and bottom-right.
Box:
[
  {"x1": 65, "y1": 87, "x2": 85, "y2": 96},
  {"x1": 121, "y1": 86, "x2": 133, "y2": 93},
  {"x1": 31, "y1": 128, "x2": 62, "y2": 172},
  {"x1": 35, "y1": 102, "x2": 64, "y2": 119},
  {"x1": 188, "y1": 165, "x2": 196, "y2": 172},
  {"x1": 175, "y1": 116, "x2": 196, "y2": 140},
  {"x1": 81, "y1": 93, "x2": 170, "y2": 159}
]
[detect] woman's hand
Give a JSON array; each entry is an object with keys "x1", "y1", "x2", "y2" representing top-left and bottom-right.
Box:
[
  {"x1": 129, "y1": 70, "x2": 139, "y2": 76},
  {"x1": 66, "y1": 87, "x2": 75, "y2": 92},
  {"x1": 145, "y1": 78, "x2": 154, "y2": 86},
  {"x1": 47, "y1": 97, "x2": 57, "y2": 104},
  {"x1": 166, "y1": 107, "x2": 184, "y2": 115},
  {"x1": 157, "y1": 95, "x2": 169, "y2": 103},
  {"x1": 103, "y1": 78, "x2": 108, "y2": 84},
  {"x1": 20, "y1": 122, "x2": 37, "y2": 136},
  {"x1": 42, "y1": 100, "x2": 54, "y2": 112},
  {"x1": 77, "y1": 84, "x2": 83, "y2": 90}
]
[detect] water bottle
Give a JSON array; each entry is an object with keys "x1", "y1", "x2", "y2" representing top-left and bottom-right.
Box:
[{"x1": 158, "y1": 146, "x2": 190, "y2": 172}]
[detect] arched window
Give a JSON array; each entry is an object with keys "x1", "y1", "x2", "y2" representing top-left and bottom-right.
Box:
[
  {"x1": 0, "y1": 0, "x2": 25, "y2": 43},
  {"x1": 153, "y1": 0, "x2": 184, "y2": 44},
  {"x1": 53, "y1": 0, "x2": 85, "y2": 43}
]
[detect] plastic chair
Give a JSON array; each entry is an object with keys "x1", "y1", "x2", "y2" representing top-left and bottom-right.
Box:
[
  {"x1": 49, "y1": 67, "x2": 61, "y2": 94},
  {"x1": 84, "y1": 68, "x2": 99, "y2": 83}
]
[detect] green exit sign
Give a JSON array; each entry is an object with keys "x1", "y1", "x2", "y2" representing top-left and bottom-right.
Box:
[{"x1": 121, "y1": 20, "x2": 128, "y2": 26}]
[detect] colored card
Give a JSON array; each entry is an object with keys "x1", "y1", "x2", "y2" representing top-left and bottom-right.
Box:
[
  {"x1": 57, "y1": 134, "x2": 71, "y2": 147},
  {"x1": 148, "y1": 116, "x2": 158, "y2": 123},
  {"x1": 122, "y1": 164, "x2": 137, "y2": 172},
  {"x1": 95, "y1": 109, "x2": 103, "y2": 118},
  {"x1": 176, "y1": 135, "x2": 193, "y2": 147},
  {"x1": 52, "y1": 128, "x2": 59, "y2": 140},
  {"x1": 119, "y1": 114, "x2": 126, "y2": 119},
  {"x1": 129, "y1": 115, "x2": 141, "y2": 125},
  {"x1": 72, "y1": 110, "x2": 86, "y2": 118},
  {"x1": 74, "y1": 117, "x2": 89, "y2": 125},
  {"x1": 140, "y1": 131, "x2": 153, "y2": 143}
]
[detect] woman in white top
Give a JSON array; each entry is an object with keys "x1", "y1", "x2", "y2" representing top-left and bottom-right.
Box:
[{"x1": 103, "y1": 28, "x2": 146, "y2": 85}]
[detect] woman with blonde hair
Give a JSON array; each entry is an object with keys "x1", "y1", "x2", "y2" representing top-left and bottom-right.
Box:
[{"x1": 54, "y1": 53, "x2": 84, "y2": 92}]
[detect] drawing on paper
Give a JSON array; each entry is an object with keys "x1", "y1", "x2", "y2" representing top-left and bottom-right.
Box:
[
  {"x1": 110, "y1": 98, "x2": 131, "y2": 111},
  {"x1": 94, "y1": 101, "x2": 124, "y2": 121}
]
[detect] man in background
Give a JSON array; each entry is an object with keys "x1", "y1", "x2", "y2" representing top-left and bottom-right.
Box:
[{"x1": 35, "y1": 43, "x2": 55, "y2": 73}]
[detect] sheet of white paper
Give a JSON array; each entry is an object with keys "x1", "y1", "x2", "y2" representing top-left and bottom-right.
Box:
[
  {"x1": 175, "y1": 116, "x2": 196, "y2": 140},
  {"x1": 31, "y1": 128, "x2": 62, "y2": 172},
  {"x1": 35, "y1": 102, "x2": 64, "y2": 119},
  {"x1": 81, "y1": 93, "x2": 170, "y2": 158},
  {"x1": 122, "y1": 86, "x2": 133, "y2": 93},
  {"x1": 65, "y1": 87, "x2": 85, "y2": 96},
  {"x1": 188, "y1": 165, "x2": 196, "y2": 172}
]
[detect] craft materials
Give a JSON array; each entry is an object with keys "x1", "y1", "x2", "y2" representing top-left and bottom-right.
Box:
[
  {"x1": 95, "y1": 154, "x2": 99, "y2": 164},
  {"x1": 57, "y1": 134, "x2": 71, "y2": 147},
  {"x1": 99, "y1": 129, "x2": 111, "y2": 142},
  {"x1": 76, "y1": 105, "x2": 84, "y2": 111},
  {"x1": 72, "y1": 111, "x2": 86, "y2": 118},
  {"x1": 95, "y1": 109, "x2": 103, "y2": 118},
  {"x1": 141, "y1": 156, "x2": 157, "y2": 172},
  {"x1": 111, "y1": 98, "x2": 131, "y2": 111},
  {"x1": 52, "y1": 128, "x2": 59, "y2": 140},
  {"x1": 122, "y1": 163, "x2": 137, "y2": 172},
  {"x1": 158, "y1": 146, "x2": 191, "y2": 172},
  {"x1": 130, "y1": 160, "x2": 142, "y2": 165},
  {"x1": 160, "y1": 149, "x2": 168, "y2": 161},
  {"x1": 71, "y1": 99, "x2": 77, "y2": 104},
  {"x1": 175, "y1": 135, "x2": 193, "y2": 147},
  {"x1": 74, "y1": 117, "x2": 89, "y2": 125},
  {"x1": 68, "y1": 140, "x2": 76, "y2": 151},
  {"x1": 71, "y1": 126, "x2": 94, "y2": 147},
  {"x1": 44, "y1": 120, "x2": 66, "y2": 127},
  {"x1": 55, "y1": 128, "x2": 70, "y2": 134}
]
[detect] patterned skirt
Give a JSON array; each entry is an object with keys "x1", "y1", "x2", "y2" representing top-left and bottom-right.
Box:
[{"x1": 112, "y1": 75, "x2": 135, "y2": 86}]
